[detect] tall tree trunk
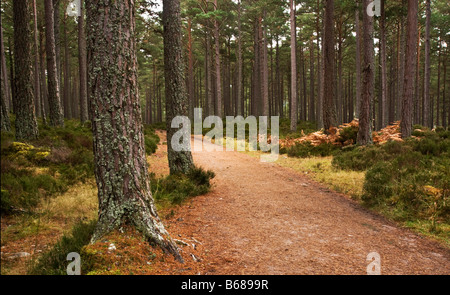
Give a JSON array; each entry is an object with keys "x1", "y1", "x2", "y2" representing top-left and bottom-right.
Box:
[
  {"x1": 436, "y1": 41, "x2": 441, "y2": 126},
  {"x1": 86, "y1": 0, "x2": 183, "y2": 262},
  {"x1": 0, "y1": 13, "x2": 11, "y2": 114},
  {"x1": 357, "y1": 0, "x2": 374, "y2": 145},
  {"x1": 187, "y1": 17, "x2": 194, "y2": 121},
  {"x1": 316, "y1": 0, "x2": 323, "y2": 127},
  {"x1": 205, "y1": 31, "x2": 213, "y2": 117},
  {"x1": 32, "y1": 0, "x2": 41, "y2": 118},
  {"x1": 355, "y1": 1, "x2": 361, "y2": 119},
  {"x1": 236, "y1": 0, "x2": 243, "y2": 116},
  {"x1": 289, "y1": 0, "x2": 297, "y2": 131},
  {"x1": 322, "y1": 0, "x2": 337, "y2": 132},
  {"x1": 8, "y1": 37, "x2": 15, "y2": 114},
  {"x1": 213, "y1": 0, "x2": 222, "y2": 118},
  {"x1": 261, "y1": 14, "x2": 269, "y2": 117},
  {"x1": 39, "y1": 27, "x2": 48, "y2": 124},
  {"x1": 163, "y1": 0, "x2": 194, "y2": 175},
  {"x1": 13, "y1": 0, "x2": 39, "y2": 140},
  {"x1": 1, "y1": 10, "x2": 11, "y2": 131},
  {"x1": 45, "y1": 0, "x2": 64, "y2": 127},
  {"x1": 1, "y1": 83, "x2": 10, "y2": 131},
  {"x1": 400, "y1": 0, "x2": 418, "y2": 138},
  {"x1": 63, "y1": 14, "x2": 71, "y2": 119},
  {"x1": 309, "y1": 38, "x2": 315, "y2": 122},
  {"x1": 78, "y1": 0, "x2": 88, "y2": 123},
  {"x1": 443, "y1": 52, "x2": 447, "y2": 128},
  {"x1": 398, "y1": 0, "x2": 406, "y2": 121},
  {"x1": 414, "y1": 27, "x2": 421, "y2": 125},
  {"x1": 53, "y1": 0, "x2": 61, "y2": 87},
  {"x1": 337, "y1": 16, "x2": 343, "y2": 124},
  {"x1": 423, "y1": 0, "x2": 431, "y2": 128},
  {"x1": 379, "y1": 0, "x2": 387, "y2": 128}
]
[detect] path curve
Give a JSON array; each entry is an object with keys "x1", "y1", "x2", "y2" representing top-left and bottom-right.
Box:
[{"x1": 166, "y1": 134, "x2": 449, "y2": 275}]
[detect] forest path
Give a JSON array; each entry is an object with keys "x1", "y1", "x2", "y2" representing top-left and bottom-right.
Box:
[{"x1": 162, "y1": 133, "x2": 450, "y2": 275}]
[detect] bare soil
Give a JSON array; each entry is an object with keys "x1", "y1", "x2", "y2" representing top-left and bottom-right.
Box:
[{"x1": 164, "y1": 133, "x2": 450, "y2": 275}]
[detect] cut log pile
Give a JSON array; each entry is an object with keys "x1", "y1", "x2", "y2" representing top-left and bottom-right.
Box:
[{"x1": 279, "y1": 120, "x2": 404, "y2": 148}]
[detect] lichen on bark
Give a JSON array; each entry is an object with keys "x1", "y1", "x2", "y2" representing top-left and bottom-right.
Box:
[{"x1": 86, "y1": 0, "x2": 183, "y2": 262}]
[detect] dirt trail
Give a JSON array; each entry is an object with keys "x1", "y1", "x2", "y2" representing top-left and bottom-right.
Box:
[{"x1": 165, "y1": 134, "x2": 449, "y2": 275}]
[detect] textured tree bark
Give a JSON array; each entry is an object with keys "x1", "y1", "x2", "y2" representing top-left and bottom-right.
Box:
[
  {"x1": 45, "y1": 0, "x2": 64, "y2": 127},
  {"x1": 322, "y1": 0, "x2": 337, "y2": 133},
  {"x1": 289, "y1": 0, "x2": 297, "y2": 131},
  {"x1": 357, "y1": 0, "x2": 374, "y2": 145},
  {"x1": 78, "y1": 1, "x2": 88, "y2": 123},
  {"x1": 86, "y1": 0, "x2": 183, "y2": 262},
  {"x1": 13, "y1": 0, "x2": 39, "y2": 141},
  {"x1": 163, "y1": 0, "x2": 195, "y2": 175},
  {"x1": 400, "y1": 0, "x2": 418, "y2": 138}
]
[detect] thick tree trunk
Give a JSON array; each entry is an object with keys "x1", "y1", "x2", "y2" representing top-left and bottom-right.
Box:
[
  {"x1": 322, "y1": 0, "x2": 337, "y2": 132},
  {"x1": 289, "y1": 0, "x2": 297, "y2": 131},
  {"x1": 357, "y1": 0, "x2": 374, "y2": 145},
  {"x1": 45, "y1": 0, "x2": 64, "y2": 127},
  {"x1": 400, "y1": 0, "x2": 418, "y2": 138},
  {"x1": 163, "y1": 0, "x2": 194, "y2": 175},
  {"x1": 13, "y1": 0, "x2": 39, "y2": 140},
  {"x1": 86, "y1": 0, "x2": 183, "y2": 262}
]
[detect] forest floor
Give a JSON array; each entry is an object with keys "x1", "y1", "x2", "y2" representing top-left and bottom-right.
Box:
[
  {"x1": 2, "y1": 130, "x2": 449, "y2": 275},
  {"x1": 154, "y1": 131, "x2": 450, "y2": 275}
]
